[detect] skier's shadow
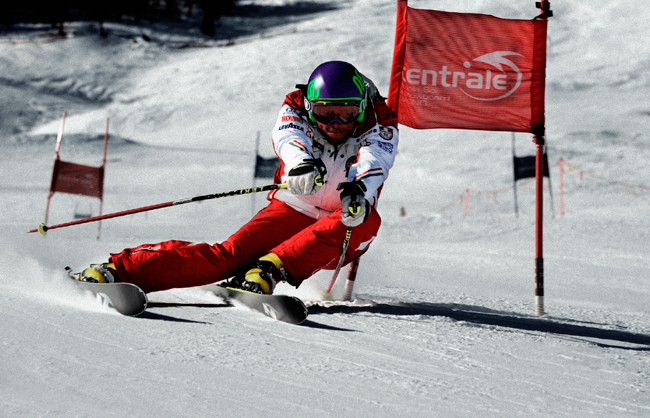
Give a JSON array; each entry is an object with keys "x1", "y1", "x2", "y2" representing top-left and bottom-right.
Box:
[
  {"x1": 307, "y1": 300, "x2": 650, "y2": 351},
  {"x1": 138, "y1": 302, "x2": 231, "y2": 324},
  {"x1": 300, "y1": 319, "x2": 357, "y2": 331}
]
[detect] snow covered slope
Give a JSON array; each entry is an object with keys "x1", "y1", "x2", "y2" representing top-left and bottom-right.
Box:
[{"x1": 1, "y1": 1, "x2": 649, "y2": 417}]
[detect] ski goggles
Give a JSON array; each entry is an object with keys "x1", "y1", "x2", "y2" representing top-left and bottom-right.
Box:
[{"x1": 310, "y1": 102, "x2": 360, "y2": 125}]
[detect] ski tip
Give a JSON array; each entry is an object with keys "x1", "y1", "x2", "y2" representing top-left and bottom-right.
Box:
[{"x1": 38, "y1": 223, "x2": 48, "y2": 236}]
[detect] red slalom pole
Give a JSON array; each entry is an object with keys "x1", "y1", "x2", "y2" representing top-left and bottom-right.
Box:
[
  {"x1": 29, "y1": 183, "x2": 287, "y2": 236},
  {"x1": 342, "y1": 257, "x2": 360, "y2": 301},
  {"x1": 534, "y1": 134, "x2": 545, "y2": 316},
  {"x1": 533, "y1": 0, "x2": 552, "y2": 316}
]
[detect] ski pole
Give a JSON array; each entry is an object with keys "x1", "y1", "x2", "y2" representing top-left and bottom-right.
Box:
[
  {"x1": 29, "y1": 183, "x2": 287, "y2": 236},
  {"x1": 324, "y1": 192, "x2": 364, "y2": 296},
  {"x1": 325, "y1": 226, "x2": 353, "y2": 295}
]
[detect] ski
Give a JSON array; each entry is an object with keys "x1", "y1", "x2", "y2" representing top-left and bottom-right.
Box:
[
  {"x1": 65, "y1": 267, "x2": 148, "y2": 316},
  {"x1": 204, "y1": 284, "x2": 308, "y2": 324}
]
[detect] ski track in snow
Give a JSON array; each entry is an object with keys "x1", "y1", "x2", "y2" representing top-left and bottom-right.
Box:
[{"x1": 1, "y1": 1, "x2": 650, "y2": 417}]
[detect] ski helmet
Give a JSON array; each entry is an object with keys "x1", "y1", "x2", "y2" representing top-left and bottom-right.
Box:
[{"x1": 305, "y1": 61, "x2": 368, "y2": 124}]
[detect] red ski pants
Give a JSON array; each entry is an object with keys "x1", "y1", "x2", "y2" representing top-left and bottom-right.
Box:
[{"x1": 110, "y1": 199, "x2": 381, "y2": 293}]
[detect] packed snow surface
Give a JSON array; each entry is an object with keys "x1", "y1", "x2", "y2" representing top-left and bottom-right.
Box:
[{"x1": 1, "y1": 1, "x2": 649, "y2": 417}]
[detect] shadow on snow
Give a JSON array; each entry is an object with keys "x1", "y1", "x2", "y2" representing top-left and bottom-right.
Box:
[{"x1": 308, "y1": 300, "x2": 650, "y2": 351}]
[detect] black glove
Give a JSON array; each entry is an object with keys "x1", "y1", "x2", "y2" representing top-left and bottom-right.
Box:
[
  {"x1": 338, "y1": 181, "x2": 370, "y2": 227},
  {"x1": 287, "y1": 159, "x2": 326, "y2": 195}
]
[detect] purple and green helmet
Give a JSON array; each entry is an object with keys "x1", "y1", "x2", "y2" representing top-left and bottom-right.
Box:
[{"x1": 305, "y1": 61, "x2": 368, "y2": 123}]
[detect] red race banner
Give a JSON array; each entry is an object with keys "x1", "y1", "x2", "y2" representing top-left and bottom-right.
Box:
[
  {"x1": 50, "y1": 160, "x2": 105, "y2": 198},
  {"x1": 388, "y1": 0, "x2": 547, "y2": 134}
]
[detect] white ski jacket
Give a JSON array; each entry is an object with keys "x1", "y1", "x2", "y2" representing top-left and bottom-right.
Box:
[{"x1": 268, "y1": 88, "x2": 399, "y2": 220}]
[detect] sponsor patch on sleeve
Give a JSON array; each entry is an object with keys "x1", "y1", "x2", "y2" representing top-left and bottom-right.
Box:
[
  {"x1": 281, "y1": 115, "x2": 303, "y2": 123},
  {"x1": 278, "y1": 122, "x2": 304, "y2": 131},
  {"x1": 379, "y1": 126, "x2": 394, "y2": 140},
  {"x1": 281, "y1": 106, "x2": 300, "y2": 116},
  {"x1": 377, "y1": 141, "x2": 394, "y2": 154}
]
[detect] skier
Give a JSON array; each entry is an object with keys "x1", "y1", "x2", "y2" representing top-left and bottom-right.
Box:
[{"x1": 75, "y1": 61, "x2": 399, "y2": 295}]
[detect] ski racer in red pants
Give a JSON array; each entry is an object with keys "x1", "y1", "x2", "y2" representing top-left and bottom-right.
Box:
[{"x1": 76, "y1": 61, "x2": 399, "y2": 295}]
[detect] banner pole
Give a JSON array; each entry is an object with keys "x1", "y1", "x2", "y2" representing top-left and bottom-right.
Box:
[
  {"x1": 512, "y1": 133, "x2": 519, "y2": 217},
  {"x1": 252, "y1": 131, "x2": 261, "y2": 218},
  {"x1": 559, "y1": 158, "x2": 565, "y2": 218},
  {"x1": 533, "y1": 0, "x2": 552, "y2": 316},
  {"x1": 343, "y1": 258, "x2": 360, "y2": 301},
  {"x1": 386, "y1": 0, "x2": 408, "y2": 113},
  {"x1": 534, "y1": 134, "x2": 545, "y2": 316},
  {"x1": 45, "y1": 111, "x2": 67, "y2": 225},
  {"x1": 97, "y1": 117, "x2": 109, "y2": 239}
]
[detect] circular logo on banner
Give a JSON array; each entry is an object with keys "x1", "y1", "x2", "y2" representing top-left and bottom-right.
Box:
[{"x1": 460, "y1": 51, "x2": 523, "y2": 101}]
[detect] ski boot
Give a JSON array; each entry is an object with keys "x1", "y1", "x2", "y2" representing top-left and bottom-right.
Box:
[
  {"x1": 70, "y1": 263, "x2": 118, "y2": 284},
  {"x1": 222, "y1": 253, "x2": 290, "y2": 295}
]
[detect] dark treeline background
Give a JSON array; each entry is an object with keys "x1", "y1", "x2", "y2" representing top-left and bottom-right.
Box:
[{"x1": 1, "y1": 0, "x2": 238, "y2": 37}]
